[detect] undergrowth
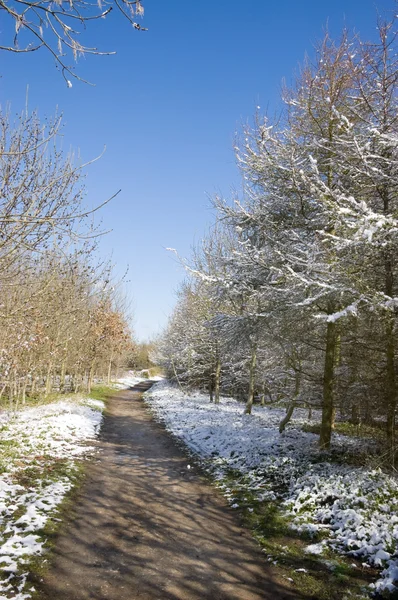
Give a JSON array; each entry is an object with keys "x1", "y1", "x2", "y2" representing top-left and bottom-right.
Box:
[{"x1": 214, "y1": 469, "x2": 377, "y2": 600}]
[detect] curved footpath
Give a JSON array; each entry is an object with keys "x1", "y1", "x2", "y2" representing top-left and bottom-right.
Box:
[{"x1": 37, "y1": 382, "x2": 301, "y2": 600}]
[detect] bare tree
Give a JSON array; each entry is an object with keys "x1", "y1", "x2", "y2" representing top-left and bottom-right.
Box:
[
  {"x1": 0, "y1": 0, "x2": 146, "y2": 84},
  {"x1": 0, "y1": 107, "x2": 117, "y2": 274},
  {"x1": 0, "y1": 106, "x2": 133, "y2": 404}
]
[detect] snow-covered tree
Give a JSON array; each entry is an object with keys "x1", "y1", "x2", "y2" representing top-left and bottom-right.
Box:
[
  {"x1": 159, "y1": 17, "x2": 398, "y2": 462},
  {"x1": 302, "y1": 20, "x2": 398, "y2": 459},
  {"x1": 156, "y1": 279, "x2": 221, "y2": 399}
]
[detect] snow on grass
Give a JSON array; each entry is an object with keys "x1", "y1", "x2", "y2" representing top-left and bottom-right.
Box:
[
  {"x1": 0, "y1": 395, "x2": 104, "y2": 599},
  {"x1": 145, "y1": 380, "x2": 398, "y2": 595},
  {"x1": 113, "y1": 372, "x2": 150, "y2": 389}
]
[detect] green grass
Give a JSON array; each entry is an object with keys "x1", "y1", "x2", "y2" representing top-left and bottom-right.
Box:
[
  {"x1": 0, "y1": 435, "x2": 22, "y2": 474},
  {"x1": 0, "y1": 383, "x2": 116, "y2": 411},
  {"x1": 88, "y1": 384, "x2": 115, "y2": 403},
  {"x1": 148, "y1": 366, "x2": 163, "y2": 378},
  {"x1": 301, "y1": 421, "x2": 384, "y2": 441},
  {"x1": 216, "y1": 470, "x2": 375, "y2": 600},
  {"x1": 300, "y1": 421, "x2": 386, "y2": 467},
  {"x1": 0, "y1": 389, "x2": 106, "y2": 598},
  {"x1": 27, "y1": 461, "x2": 87, "y2": 594},
  {"x1": 0, "y1": 455, "x2": 88, "y2": 598},
  {"x1": 13, "y1": 465, "x2": 45, "y2": 487}
]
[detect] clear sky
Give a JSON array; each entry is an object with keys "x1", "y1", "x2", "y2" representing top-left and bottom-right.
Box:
[{"x1": 0, "y1": 0, "x2": 394, "y2": 341}]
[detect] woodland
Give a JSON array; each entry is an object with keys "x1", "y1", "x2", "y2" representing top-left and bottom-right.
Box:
[
  {"x1": 1, "y1": 2, "x2": 398, "y2": 598},
  {"x1": 156, "y1": 20, "x2": 398, "y2": 466},
  {"x1": 0, "y1": 1, "x2": 149, "y2": 406}
]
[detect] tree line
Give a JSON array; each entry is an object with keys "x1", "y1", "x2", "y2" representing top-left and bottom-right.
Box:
[
  {"x1": 156, "y1": 17, "x2": 398, "y2": 465},
  {"x1": 0, "y1": 109, "x2": 134, "y2": 406}
]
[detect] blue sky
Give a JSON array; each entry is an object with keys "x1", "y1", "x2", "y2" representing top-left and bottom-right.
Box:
[{"x1": 0, "y1": 0, "x2": 394, "y2": 341}]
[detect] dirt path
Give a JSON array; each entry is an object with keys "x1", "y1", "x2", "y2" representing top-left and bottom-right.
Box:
[{"x1": 37, "y1": 382, "x2": 299, "y2": 600}]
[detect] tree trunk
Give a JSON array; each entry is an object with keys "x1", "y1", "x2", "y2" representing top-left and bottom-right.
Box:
[
  {"x1": 333, "y1": 334, "x2": 341, "y2": 430},
  {"x1": 260, "y1": 383, "x2": 268, "y2": 406},
  {"x1": 45, "y1": 362, "x2": 53, "y2": 397},
  {"x1": 0, "y1": 384, "x2": 6, "y2": 401},
  {"x1": 107, "y1": 359, "x2": 112, "y2": 385},
  {"x1": 381, "y1": 141, "x2": 397, "y2": 466},
  {"x1": 87, "y1": 362, "x2": 95, "y2": 394},
  {"x1": 319, "y1": 319, "x2": 337, "y2": 449},
  {"x1": 87, "y1": 371, "x2": 91, "y2": 394},
  {"x1": 214, "y1": 357, "x2": 221, "y2": 404},
  {"x1": 107, "y1": 349, "x2": 114, "y2": 385},
  {"x1": 244, "y1": 345, "x2": 257, "y2": 415},
  {"x1": 71, "y1": 372, "x2": 80, "y2": 393},
  {"x1": 385, "y1": 314, "x2": 396, "y2": 465},
  {"x1": 171, "y1": 358, "x2": 183, "y2": 391},
  {"x1": 279, "y1": 371, "x2": 301, "y2": 434},
  {"x1": 30, "y1": 376, "x2": 36, "y2": 397},
  {"x1": 209, "y1": 381, "x2": 214, "y2": 403},
  {"x1": 351, "y1": 403, "x2": 359, "y2": 425},
  {"x1": 60, "y1": 359, "x2": 67, "y2": 393},
  {"x1": 9, "y1": 377, "x2": 15, "y2": 410},
  {"x1": 21, "y1": 382, "x2": 27, "y2": 405},
  {"x1": 10, "y1": 370, "x2": 18, "y2": 409}
]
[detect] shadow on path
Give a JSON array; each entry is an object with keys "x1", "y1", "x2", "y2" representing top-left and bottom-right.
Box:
[{"x1": 37, "y1": 382, "x2": 308, "y2": 600}]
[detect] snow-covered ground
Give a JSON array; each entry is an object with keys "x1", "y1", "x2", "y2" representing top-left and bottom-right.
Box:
[
  {"x1": 145, "y1": 381, "x2": 398, "y2": 596},
  {"x1": 113, "y1": 372, "x2": 163, "y2": 390},
  {"x1": 0, "y1": 397, "x2": 104, "y2": 600}
]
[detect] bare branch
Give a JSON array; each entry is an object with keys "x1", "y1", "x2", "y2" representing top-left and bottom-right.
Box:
[{"x1": 0, "y1": 0, "x2": 146, "y2": 83}]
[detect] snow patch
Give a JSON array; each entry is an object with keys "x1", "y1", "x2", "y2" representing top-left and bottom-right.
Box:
[
  {"x1": 0, "y1": 395, "x2": 105, "y2": 599},
  {"x1": 145, "y1": 381, "x2": 398, "y2": 594}
]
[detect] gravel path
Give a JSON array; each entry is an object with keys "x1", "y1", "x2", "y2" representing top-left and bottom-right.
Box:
[{"x1": 37, "y1": 382, "x2": 299, "y2": 600}]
